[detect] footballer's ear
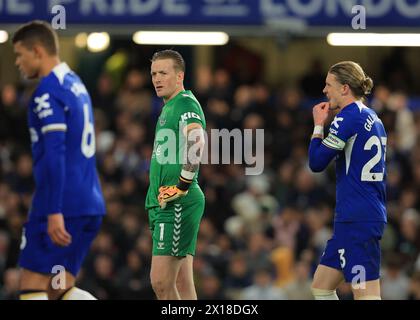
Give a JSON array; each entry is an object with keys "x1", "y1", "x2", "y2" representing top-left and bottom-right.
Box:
[
  {"x1": 341, "y1": 83, "x2": 350, "y2": 96},
  {"x1": 177, "y1": 70, "x2": 185, "y2": 82},
  {"x1": 31, "y1": 43, "x2": 44, "y2": 59}
]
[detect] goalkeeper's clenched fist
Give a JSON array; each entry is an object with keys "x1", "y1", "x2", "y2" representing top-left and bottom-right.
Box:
[{"x1": 158, "y1": 186, "x2": 188, "y2": 209}]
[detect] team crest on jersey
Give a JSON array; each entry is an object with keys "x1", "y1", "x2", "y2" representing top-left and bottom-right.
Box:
[
  {"x1": 159, "y1": 117, "x2": 166, "y2": 126},
  {"x1": 34, "y1": 93, "x2": 53, "y2": 119}
]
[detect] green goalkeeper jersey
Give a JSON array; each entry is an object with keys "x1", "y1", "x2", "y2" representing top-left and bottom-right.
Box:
[{"x1": 145, "y1": 90, "x2": 206, "y2": 210}]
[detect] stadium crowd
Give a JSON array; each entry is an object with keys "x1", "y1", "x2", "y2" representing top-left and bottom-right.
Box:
[{"x1": 0, "y1": 48, "x2": 419, "y2": 300}]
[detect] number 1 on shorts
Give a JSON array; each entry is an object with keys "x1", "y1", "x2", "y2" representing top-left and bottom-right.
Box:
[{"x1": 159, "y1": 223, "x2": 165, "y2": 241}]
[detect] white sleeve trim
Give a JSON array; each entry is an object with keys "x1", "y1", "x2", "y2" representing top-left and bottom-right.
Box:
[
  {"x1": 344, "y1": 134, "x2": 357, "y2": 174},
  {"x1": 181, "y1": 169, "x2": 195, "y2": 180},
  {"x1": 41, "y1": 123, "x2": 67, "y2": 134}
]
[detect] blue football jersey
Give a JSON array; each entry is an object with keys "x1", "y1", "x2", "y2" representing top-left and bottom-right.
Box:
[
  {"x1": 27, "y1": 62, "x2": 105, "y2": 220},
  {"x1": 309, "y1": 101, "x2": 387, "y2": 223}
]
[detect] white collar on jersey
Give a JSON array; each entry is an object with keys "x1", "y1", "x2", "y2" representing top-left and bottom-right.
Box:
[
  {"x1": 52, "y1": 62, "x2": 71, "y2": 85},
  {"x1": 355, "y1": 100, "x2": 367, "y2": 112}
]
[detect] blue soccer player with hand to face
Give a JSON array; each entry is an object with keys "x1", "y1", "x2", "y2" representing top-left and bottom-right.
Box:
[
  {"x1": 308, "y1": 61, "x2": 387, "y2": 300},
  {"x1": 13, "y1": 20, "x2": 105, "y2": 300}
]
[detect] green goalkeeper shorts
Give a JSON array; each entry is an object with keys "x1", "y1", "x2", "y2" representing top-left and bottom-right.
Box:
[{"x1": 148, "y1": 198, "x2": 205, "y2": 257}]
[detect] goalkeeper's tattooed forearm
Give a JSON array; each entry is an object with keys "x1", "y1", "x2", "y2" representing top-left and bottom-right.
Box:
[
  {"x1": 183, "y1": 162, "x2": 199, "y2": 173},
  {"x1": 183, "y1": 139, "x2": 200, "y2": 173}
]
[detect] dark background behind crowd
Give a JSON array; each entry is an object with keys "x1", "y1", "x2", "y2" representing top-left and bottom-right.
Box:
[{"x1": 0, "y1": 43, "x2": 420, "y2": 300}]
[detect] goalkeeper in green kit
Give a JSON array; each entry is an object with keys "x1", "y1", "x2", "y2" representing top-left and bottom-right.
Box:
[{"x1": 145, "y1": 50, "x2": 206, "y2": 300}]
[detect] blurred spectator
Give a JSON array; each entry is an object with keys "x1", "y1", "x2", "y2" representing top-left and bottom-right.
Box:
[
  {"x1": 115, "y1": 250, "x2": 153, "y2": 299},
  {"x1": 0, "y1": 231, "x2": 10, "y2": 277},
  {"x1": 397, "y1": 209, "x2": 420, "y2": 264},
  {"x1": 387, "y1": 92, "x2": 416, "y2": 153},
  {"x1": 224, "y1": 253, "x2": 253, "y2": 299},
  {"x1": 0, "y1": 84, "x2": 28, "y2": 146},
  {"x1": 0, "y1": 268, "x2": 20, "y2": 300},
  {"x1": 283, "y1": 260, "x2": 313, "y2": 300},
  {"x1": 299, "y1": 58, "x2": 326, "y2": 98},
  {"x1": 206, "y1": 98, "x2": 233, "y2": 129},
  {"x1": 231, "y1": 174, "x2": 278, "y2": 226},
  {"x1": 90, "y1": 254, "x2": 119, "y2": 300},
  {"x1": 304, "y1": 207, "x2": 332, "y2": 256},
  {"x1": 198, "y1": 272, "x2": 226, "y2": 300},
  {"x1": 94, "y1": 109, "x2": 116, "y2": 155},
  {"x1": 241, "y1": 265, "x2": 287, "y2": 300},
  {"x1": 381, "y1": 48, "x2": 413, "y2": 93},
  {"x1": 194, "y1": 65, "x2": 213, "y2": 106},
  {"x1": 286, "y1": 166, "x2": 325, "y2": 209},
  {"x1": 210, "y1": 68, "x2": 233, "y2": 103},
  {"x1": 381, "y1": 254, "x2": 410, "y2": 300},
  {"x1": 92, "y1": 73, "x2": 117, "y2": 130},
  {"x1": 408, "y1": 272, "x2": 420, "y2": 300},
  {"x1": 116, "y1": 69, "x2": 151, "y2": 117},
  {"x1": 371, "y1": 84, "x2": 391, "y2": 114}
]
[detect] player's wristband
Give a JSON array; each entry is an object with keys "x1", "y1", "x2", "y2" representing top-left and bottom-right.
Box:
[
  {"x1": 176, "y1": 170, "x2": 194, "y2": 191},
  {"x1": 313, "y1": 125, "x2": 324, "y2": 136}
]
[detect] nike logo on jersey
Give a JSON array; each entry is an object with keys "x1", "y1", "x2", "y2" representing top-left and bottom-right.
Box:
[
  {"x1": 331, "y1": 116, "x2": 344, "y2": 129},
  {"x1": 34, "y1": 93, "x2": 53, "y2": 119}
]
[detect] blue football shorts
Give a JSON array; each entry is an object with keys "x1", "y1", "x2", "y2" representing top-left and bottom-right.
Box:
[
  {"x1": 19, "y1": 216, "x2": 102, "y2": 277},
  {"x1": 319, "y1": 221, "x2": 385, "y2": 283}
]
